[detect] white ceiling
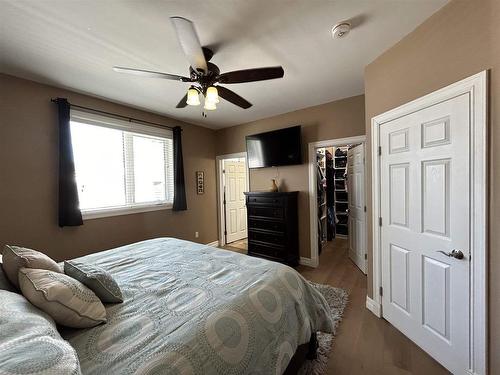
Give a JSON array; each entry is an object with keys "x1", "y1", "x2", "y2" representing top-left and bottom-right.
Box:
[{"x1": 0, "y1": 0, "x2": 447, "y2": 129}]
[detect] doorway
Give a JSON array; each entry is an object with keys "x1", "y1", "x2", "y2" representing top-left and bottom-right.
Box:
[
  {"x1": 216, "y1": 153, "x2": 249, "y2": 250},
  {"x1": 370, "y1": 71, "x2": 487, "y2": 374},
  {"x1": 308, "y1": 135, "x2": 367, "y2": 271}
]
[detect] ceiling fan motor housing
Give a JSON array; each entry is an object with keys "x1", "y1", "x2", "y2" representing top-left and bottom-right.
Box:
[{"x1": 190, "y1": 60, "x2": 220, "y2": 95}]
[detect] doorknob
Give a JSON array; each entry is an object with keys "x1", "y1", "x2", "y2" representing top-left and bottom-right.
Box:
[{"x1": 436, "y1": 249, "x2": 464, "y2": 259}]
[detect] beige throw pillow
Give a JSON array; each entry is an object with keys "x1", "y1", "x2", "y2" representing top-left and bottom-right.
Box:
[
  {"x1": 2, "y1": 245, "x2": 62, "y2": 289},
  {"x1": 18, "y1": 268, "x2": 107, "y2": 328}
]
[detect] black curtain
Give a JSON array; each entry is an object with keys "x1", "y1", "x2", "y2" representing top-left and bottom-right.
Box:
[
  {"x1": 172, "y1": 126, "x2": 187, "y2": 211},
  {"x1": 55, "y1": 98, "x2": 83, "y2": 227}
]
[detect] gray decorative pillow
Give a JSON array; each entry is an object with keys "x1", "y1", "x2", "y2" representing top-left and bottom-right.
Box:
[
  {"x1": 64, "y1": 260, "x2": 123, "y2": 303},
  {"x1": 18, "y1": 268, "x2": 107, "y2": 328},
  {"x1": 0, "y1": 290, "x2": 82, "y2": 374},
  {"x1": 0, "y1": 258, "x2": 17, "y2": 292},
  {"x1": 2, "y1": 245, "x2": 62, "y2": 289}
]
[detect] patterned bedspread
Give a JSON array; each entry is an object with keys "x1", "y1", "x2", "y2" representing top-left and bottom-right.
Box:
[{"x1": 61, "y1": 238, "x2": 334, "y2": 375}]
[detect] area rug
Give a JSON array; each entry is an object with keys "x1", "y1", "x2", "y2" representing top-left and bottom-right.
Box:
[{"x1": 299, "y1": 282, "x2": 349, "y2": 375}]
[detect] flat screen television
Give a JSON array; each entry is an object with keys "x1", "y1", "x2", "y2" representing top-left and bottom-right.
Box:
[{"x1": 246, "y1": 126, "x2": 301, "y2": 169}]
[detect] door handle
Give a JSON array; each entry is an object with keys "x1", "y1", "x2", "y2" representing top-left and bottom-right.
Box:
[{"x1": 436, "y1": 249, "x2": 464, "y2": 260}]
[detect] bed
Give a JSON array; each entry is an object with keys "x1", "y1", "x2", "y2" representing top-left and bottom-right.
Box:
[{"x1": 59, "y1": 237, "x2": 334, "y2": 374}]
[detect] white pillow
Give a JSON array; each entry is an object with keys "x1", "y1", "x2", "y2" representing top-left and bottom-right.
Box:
[{"x1": 18, "y1": 268, "x2": 107, "y2": 328}]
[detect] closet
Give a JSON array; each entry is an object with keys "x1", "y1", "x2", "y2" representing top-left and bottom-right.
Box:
[{"x1": 316, "y1": 146, "x2": 349, "y2": 252}]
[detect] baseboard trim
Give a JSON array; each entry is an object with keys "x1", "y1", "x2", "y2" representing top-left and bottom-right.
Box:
[
  {"x1": 206, "y1": 241, "x2": 220, "y2": 247},
  {"x1": 366, "y1": 296, "x2": 382, "y2": 318},
  {"x1": 299, "y1": 257, "x2": 315, "y2": 267}
]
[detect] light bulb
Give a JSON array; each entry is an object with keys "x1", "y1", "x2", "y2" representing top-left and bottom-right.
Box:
[
  {"x1": 186, "y1": 88, "x2": 200, "y2": 106},
  {"x1": 204, "y1": 99, "x2": 217, "y2": 110},
  {"x1": 206, "y1": 86, "x2": 219, "y2": 103}
]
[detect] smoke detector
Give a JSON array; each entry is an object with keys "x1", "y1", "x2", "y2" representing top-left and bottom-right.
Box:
[{"x1": 332, "y1": 21, "x2": 351, "y2": 39}]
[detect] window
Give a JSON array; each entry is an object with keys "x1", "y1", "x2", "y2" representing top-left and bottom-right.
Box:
[{"x1": 70, "y1": 110, "x2": 174, "y2": 219}]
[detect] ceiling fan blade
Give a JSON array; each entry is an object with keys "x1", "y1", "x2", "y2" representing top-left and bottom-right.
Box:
[
  {"x1": 170, "y1": 17, "x2": 208, "y2": 74},
  {"x1": 176, "y1": 93, "x2": 188, "y2": 108},
  {"x1": 217, "y1": 66, "x2": 284, "y2": 84},
  {"x1": 217, "y1": 86, "x2": 252, "y2": 109},
  {"x1": 113, "y1": 66, "x2": 191, "y2": 82}
]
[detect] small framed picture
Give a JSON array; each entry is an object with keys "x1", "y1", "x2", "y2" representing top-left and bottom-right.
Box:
[{"x1": 196, "y1": 171, "x2": 204, "y2": 194}]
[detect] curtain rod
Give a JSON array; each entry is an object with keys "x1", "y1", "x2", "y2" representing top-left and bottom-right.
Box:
[{"x1": 51, "y1": 98, "x2": 180, "y2": 131}]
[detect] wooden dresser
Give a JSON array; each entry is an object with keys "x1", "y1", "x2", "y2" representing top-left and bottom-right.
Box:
[{"x1": 244, "y1": 191, "x2": 299, "y2": 266}]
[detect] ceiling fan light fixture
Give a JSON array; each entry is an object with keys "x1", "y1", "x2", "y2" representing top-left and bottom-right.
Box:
[
  {"x1": 186, "y1": 87, "x2": 200, "y2": 106},
  {"x1": 204, "y1": 99, "x2": 217, "y2": 111},
  {"x1": 206, "y1": 86, "x2": 219, "y2": 104}
]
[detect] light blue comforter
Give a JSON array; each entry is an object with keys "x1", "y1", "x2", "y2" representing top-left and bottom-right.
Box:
[{"x1": 61, "y1": 238, "x2": 334, "y2": 374}]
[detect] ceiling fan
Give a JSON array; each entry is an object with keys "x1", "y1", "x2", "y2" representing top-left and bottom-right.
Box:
[{"x1": 113, "y1": 17, "x2": 285, "y2": 112}]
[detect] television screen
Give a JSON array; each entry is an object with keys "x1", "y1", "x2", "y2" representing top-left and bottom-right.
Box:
[{"x1": 246, "y1": 126, "x2": 301, "y2": 169}]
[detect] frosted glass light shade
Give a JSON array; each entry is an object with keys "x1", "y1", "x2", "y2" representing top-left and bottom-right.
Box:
[
  {"x1": 186, "y1": 88, "x2": 200, "y2": 106},
  {"x1": 204, "y1": 99, "x2": 217, "y2": 110},
  {"x1": 206, "y1": 86, "x2": 219, "y2": 103}
]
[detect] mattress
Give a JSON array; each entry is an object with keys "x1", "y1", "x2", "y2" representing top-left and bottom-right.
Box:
[{"x1": 61, "y1": 238, "x2": 334, "y2": 374}]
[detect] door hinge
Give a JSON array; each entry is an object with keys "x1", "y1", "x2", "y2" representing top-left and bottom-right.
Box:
[
  {"x1": 364, "y1": 253, "x2": 367, "y2": 260},
  {"x1": 379, "y1": 286, "x2": 383, "y2": 296},
  {"x1": 222, "y1": 169, "x2": 226, "y2": 174},
  {"x1": 224, "y1": 230, "x2": 227, "y2": 235},
  {"x1": 364, "y1": 205, "x2": 367, "y2": 212},
  {"x1": 378, "y1": 146, "x2": 382, "y2": 156},
  {"x1": 379, "y1": 217, "x2": 382, "y2": 226}
]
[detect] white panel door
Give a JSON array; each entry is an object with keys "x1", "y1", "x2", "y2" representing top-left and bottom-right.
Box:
[
  {"x1": 224, "y1": 160, "x2": 247, "y2": 243},
  {"x1": 379, "y1": 93, "x2": 470, "y2": 374},
  {"x1": 347, "y1": 144, "x2": 366, "y2": 274}
]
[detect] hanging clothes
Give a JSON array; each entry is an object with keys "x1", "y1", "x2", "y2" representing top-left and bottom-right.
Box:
[
  {"x1": 325, "y1": 150, "x2": 335, "y2": 240},
  {"x1": 316, "y1": 155, "x2": 326, "y2": 205}
]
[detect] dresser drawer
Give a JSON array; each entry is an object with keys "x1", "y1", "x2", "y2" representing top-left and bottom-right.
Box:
[
  {"x1": 247, "y1": 196, "x2": 284, "y2": 206},
  {"x1": 248, "y1": 230, "x2": 284, "y2": 245},
  {"x1": 247, "y1": 205, "x2": 283, "y2": 219},
  {"x1": 248, "y1": 241, "x2": 284, "y2": 260},
  {"x1": 248, "y1": 218, "x2": 285, "y2": 233}
]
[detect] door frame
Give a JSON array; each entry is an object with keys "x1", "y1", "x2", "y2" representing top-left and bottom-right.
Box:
[
  {"x1": 216, "y1": 152, "x2": 250, "y2": 247},
  {"x1": 308, "y1": 135, "x2": 367, "y2": 268},
  {"x1": 370, "y1": 71, "x2": 487, "y2": 375}
]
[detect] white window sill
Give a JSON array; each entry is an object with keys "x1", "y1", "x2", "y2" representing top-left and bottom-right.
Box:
[{"x1": 81, "y1": 202, "x2": 173, "y2": 220}]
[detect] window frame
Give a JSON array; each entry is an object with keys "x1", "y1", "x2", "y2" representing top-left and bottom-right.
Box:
[{"x1": 70, "y1": 109, "x2": 174, "y2": 220}]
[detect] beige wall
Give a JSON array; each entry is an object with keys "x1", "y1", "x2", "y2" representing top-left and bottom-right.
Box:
[
  {"x1": 364, "y1": 0, "x2": 500, "y2": 372},
  {"x1": 216, "y1": 94, "x2": 365, "y2": 258},
  {"x1": 0, "y1": 74, "x2": 218, "y2": 261}
]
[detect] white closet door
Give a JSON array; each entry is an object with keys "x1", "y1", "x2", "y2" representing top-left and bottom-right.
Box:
[
  {"x1": 347, "y1": 144, "x2": 366, "y2": 273},
  {"x1": 379, "y1": 93, "x2": 470, "y2": 374}
]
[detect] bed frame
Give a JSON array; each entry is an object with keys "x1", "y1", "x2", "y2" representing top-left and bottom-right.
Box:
[{"x1": 284, "y1": 333, "x2": 318, "y2": 374}]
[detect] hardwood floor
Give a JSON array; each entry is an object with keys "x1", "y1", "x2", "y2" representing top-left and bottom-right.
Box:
[
  {"x1": 297, "y1": 239, "x2": 450, "y2": 375},
  {"x1": 223, "y1": 237, "x2": 449, "y2": 374},
  {"x1": 224, "y1": 238, "x2": 248, "y2": 254}
]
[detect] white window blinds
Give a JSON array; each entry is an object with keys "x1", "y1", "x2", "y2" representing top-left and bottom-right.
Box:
[{"x1": 70, "y1": 109, "x2": 174, "y2": 215}]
